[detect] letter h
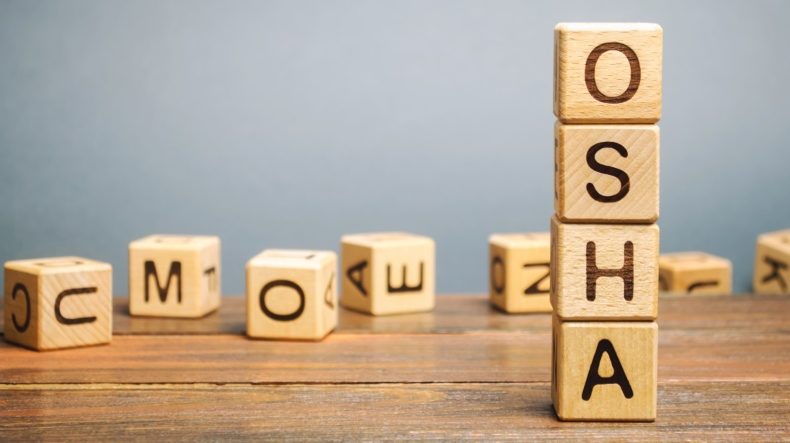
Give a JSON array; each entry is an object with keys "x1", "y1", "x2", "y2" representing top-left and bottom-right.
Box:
[{"x1": 586, "y1": 241, "x2": 634, "y2": 301}]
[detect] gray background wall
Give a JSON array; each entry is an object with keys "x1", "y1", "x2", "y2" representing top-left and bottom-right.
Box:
[{"x1": 1, "y1": 0, "x2": 789, "y2": 295}]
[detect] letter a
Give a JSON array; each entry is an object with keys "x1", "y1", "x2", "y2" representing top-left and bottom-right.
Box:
[
  {"x1": 582, "y1": 339, "x2": 633, "y2": 401},
  {"x1": 346, "y1": 261, "x2": 368, "y2": 296}
]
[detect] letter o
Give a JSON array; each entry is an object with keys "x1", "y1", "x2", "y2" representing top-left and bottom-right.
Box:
[
  {"x1": 585, "y1": 42, "x2": 641, "y2": 104},
  {"x1": 259, "y1": 280, "x2": 305, "y2": 321},
  {"x1": 491, "y1": 257, "x2": 505, "y2": 294}
]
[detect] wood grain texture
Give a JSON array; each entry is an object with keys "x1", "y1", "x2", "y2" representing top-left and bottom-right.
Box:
[
  {"x1": 0, "y1": 382, "x2": 787, "y2": 441},
  {"x1": 659, "y1": 252, "x2": 732, "y2": 295},
  {"x1": 3, "y1": 257, "x2": 112, "y2": 351},
  {"x1": 753, "y1": 229, "x2": 790, "y2": 294},
  {"x1": 0, "y1": 295, "x2": 788, "y2": 439},
  {"x1": 341, "y1": 232, "x2": 435, "y2": 315},
  {"x1": 554, "y1": 23, "x2": 662, "y2": 123},
  {"x1": 0, "y1": 327, "x2": 788, "y2": 385},
  {"x1": 550, "y1": 217, "x2": 658, "y2": 320},
  {"x1": 128, "y1": 235, "x2": 221, "y2": 318},
  {"x1": 245, "y1": 249, "x2": 337, "y2": 340},
  {"x1": 489, "y1": 233, "x2": 552, "y2": 313},
  {"x1": 555, "y1": 124, "x2": 659, "y2": 223}
]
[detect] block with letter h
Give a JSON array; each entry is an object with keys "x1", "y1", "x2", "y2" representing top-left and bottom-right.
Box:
[
  {"x1": 246, "y1": 249, "x2": 337, "y2": 340},
  {"x1": 753, "y1": 229, "x2": 790, "y2": 294},
  {"x1": 551, "y1": 218, "x2": 659, "y2": 320},
  {"x1": 4, "y1": 257, "x2": 112, "y2": 351},
  {"x1": 489, "y1": 232, "x2": 552, "y2": 313},
  {"x1": 341, "y1": 232, "x2": 435, "y2": 316},
  {"x1": 659, "y1": 252, "x2": 732, "y2": 295},
  {"x1": 128, "y1": 235, "x2": 221, "y2": 318},
  {"x1": 552, "y1": 22, "x2": 662, "y2": 422}
]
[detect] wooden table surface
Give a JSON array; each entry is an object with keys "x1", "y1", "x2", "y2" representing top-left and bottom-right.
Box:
[{"x1": 0, "y1": 294, "x2": 788, "y2": 440}]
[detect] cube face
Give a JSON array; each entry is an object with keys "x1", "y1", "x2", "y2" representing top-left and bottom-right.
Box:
[
  {"x1": 555, "y1": 124, "x2": 659, "y2": 223},
  {"x1": 553, "y1": 318, "x2": 657, "y2": 421},
  {"x1": 659, "y1": 252, "x2": 732, "y2": 295},
  {"x1": 246, "y1": 250, "x2": 337, "y2": 340},
  {"x1": 753, "y1": 230, "x2": 790, "y2": 294},
  {"x1": 554, "y1": 23, "x2": 662, "y2": 123},
  {"x1": 128, "y1": 235, "x2": 221, "y2": 318},
  {"x1": 4, "y1": 257, "x2": 112, "y2": 351},
  {"x1": 551, "y1": 217, "x2": 658, "y2": 320},
  {"x1": 489, "y1": 233, "x2": 552, "y2": 313},
  {"x1": 341, "y1": 232, "x2": 435, "y2": 315}
]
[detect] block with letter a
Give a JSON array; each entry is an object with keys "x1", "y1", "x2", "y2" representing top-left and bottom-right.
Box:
[
  {"x1": 341, "y1": 232, "x2": 435, "y2": 315},
  {"x1": 128, "y1": 235, "x2": 221, "y2": 318},
  {"x1": 552, "y1": 318, "x2": 657, "y2": 421}
]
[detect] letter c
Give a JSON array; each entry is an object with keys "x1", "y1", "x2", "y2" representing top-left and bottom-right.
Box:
[{"x1": 11, "y1": 283, "x2": 31, "y2": 333}]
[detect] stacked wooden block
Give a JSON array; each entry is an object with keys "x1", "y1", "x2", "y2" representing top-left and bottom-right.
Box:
[{"x1": 551, "y1": 23, "x2": 662, "y2": 421}]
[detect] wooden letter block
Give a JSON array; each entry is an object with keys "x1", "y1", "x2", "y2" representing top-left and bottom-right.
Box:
[
  {"x1": 555, "y1": 123, "x2": 659, "y2": 223},
  {"x1": 246, "y1": 249, "x2": 337, "y2": 340},
  {"x1": 753, "y1": 229, "x2": 790, "y2": 294},
  {"x1": 551, "y1": 217, "x2": 658, "y2": 320},
  {"x1": 4, "y1": 257, "x2": 112, "y2": 351},
  {"x1": 341, "y1": 232, "x2": 435, "y2": 315},
  {"x1": 659, "y1": 252, "x2": 732, "y2": 295},
  {"x1": 489, "y1": 233, "x2": 552, "y2": 313},
  {"x1": 552, "y1": 318, "x2": 657, "y2": 421},
  {"x1": 554, "y1": 23, "x2": 663, "y2": 123},
  {"x1": 128, "y1": 235, "x2": 220, "y2": 318}
]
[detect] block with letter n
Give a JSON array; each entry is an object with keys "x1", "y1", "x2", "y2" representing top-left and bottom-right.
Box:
[{"x1": 489, "y1": 232, "x2": 552, "y2": 314}]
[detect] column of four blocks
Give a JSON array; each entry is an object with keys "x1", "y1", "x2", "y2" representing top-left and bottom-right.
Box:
[{"x1": 551, "y1": 23, "x2": 662, "y2": 421}]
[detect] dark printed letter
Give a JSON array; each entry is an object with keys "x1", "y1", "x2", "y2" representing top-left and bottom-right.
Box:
[
  {"x1": 346, "y1": 261, "x2": 368, "y2": 296},
  {"x1": 582, "y1": 339, "x2": 633, "y2": 401},
  {"x1": 387, "y1": 263, "x2": 424, "y2": 294},
  {"x1": 144, "y1": 260, "x2": 182, "y2": 303},
  {"x1": 586, "y1": 241, "x2": 634, "y2": 301},
  {"x1": 586, "y1": 142, "x2": 630, "y2": 203},
  {"x1": 585, "y1": 42, "x2": 641, "y2": 104},
  {"x1": 491, "y1": 256, "x2": 505, "y2": 295},
  {"x1": 11, "y1": 283, "x2": 30, "y2": 333},
  {"x1": 55, "y1": 287, "x2": 98, "y2": 325},
  {"x1": 259, "y1": 280, "x2": 305, "y2": 321}
]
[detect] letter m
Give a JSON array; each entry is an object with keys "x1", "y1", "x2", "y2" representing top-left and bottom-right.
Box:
[{"x1": 144, "y1": 260, "x2": 182, "y2": 303}]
